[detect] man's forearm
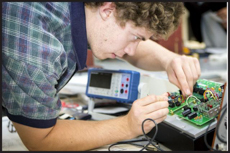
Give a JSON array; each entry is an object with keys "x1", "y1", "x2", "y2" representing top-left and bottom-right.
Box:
[
  {"x1": 123, "y1": 39, "x2": 200, "y2": 96},
  {"x1": 123, "y1": 40, "x2": 180, "y2": 71},
  {"x1": 14, "y1": 116, "x2": 133, "y2": 151}
]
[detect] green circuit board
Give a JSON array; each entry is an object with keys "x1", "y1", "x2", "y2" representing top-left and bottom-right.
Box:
[
  {"x1": 176, "y1": 99, "x2": 222, "y2": 125},
  {"x1": 168, "y1": 79, "x2": 224, "y2": 126}
]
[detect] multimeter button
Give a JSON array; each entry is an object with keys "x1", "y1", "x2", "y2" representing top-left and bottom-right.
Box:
[
  {"x1": 115, "y1": 90, "x2": 118, "y2": 93},
  {"x1": 126, "y1": 78, "x2": 129, "y2": 81},
  {"x1": 122, "y1": 84, "x2": 124, "y2": 87},
  {"x1": 125, "y1": 90, "x2": 128, "y2": 94},
  {"x1": 126, "y1": 84, "x2": 128, "y2": 87},
  {"x1": 120, "y1": 89, "x2": 124, "y2": 94}
]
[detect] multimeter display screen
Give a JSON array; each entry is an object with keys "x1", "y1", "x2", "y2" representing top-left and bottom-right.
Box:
[{"x1": 89, "y1": 73, "x2": 112, "y2": 89}]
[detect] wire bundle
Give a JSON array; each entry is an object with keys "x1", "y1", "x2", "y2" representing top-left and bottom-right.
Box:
[
  {"x1": 140, "y1": 118, "x2": 163, "y2": 151},
  {"x1": 203, "y1": 89, "x2": 219, "y2": 100},
  {"x1": 108, "y1": 118, "x2": 163, "y2": 151}
]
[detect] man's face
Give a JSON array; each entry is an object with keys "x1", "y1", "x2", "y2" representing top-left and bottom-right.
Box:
[{"x1": 87, "y1": 7, "x2": 154, "y2": 60}]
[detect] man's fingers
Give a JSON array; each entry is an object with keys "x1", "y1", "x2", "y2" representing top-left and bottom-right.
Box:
[
  {"x1": 189, "y1": 58, "x2": 200, "y2": 86},
  {"x1": 152, "y1": 115, "x2": 167, "y2": 124},
  {"x1": 194, "y1": 57, "x2": 201, "y2": 79},
  {"x1": 166, "y1": 56, "x2": 201, "y2": 97},
  {"x1": 147, "y1": 108, "x2": 169, "y2": 120},
  {"x1": 137, "y1": 94, "x2": 168, "y2": 106},
  {"x1": 144, "y1": 101, "x2": 169, "y2": 114},
  {"x1": 155, "y1": 115, "x2": 167, "y2": 124},
  {"x1": 182, "y1": 61, "x2": 194, "y2": 95},
  {"x1": 167, "y1": 68, "x2": 182, "y2": 91},
  {"x1": 161, "y1": 92, "x2": 170, "y2": 97},
  {"x1": 173, "y1": 63, "x2": 191, "y2": 96}
]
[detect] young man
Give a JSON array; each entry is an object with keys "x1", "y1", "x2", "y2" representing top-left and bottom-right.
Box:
[{"x1": 2, "y1": 2, "x2": 200, "y2": 151}]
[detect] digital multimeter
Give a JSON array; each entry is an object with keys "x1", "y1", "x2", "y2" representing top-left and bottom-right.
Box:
[{"x1": 86, "y1": 68, "x2": 140, "y2": 103}]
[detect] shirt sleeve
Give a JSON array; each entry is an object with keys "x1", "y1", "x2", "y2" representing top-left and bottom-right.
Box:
[{"x1": 2, "y1": 53, "x2": 61, "y2": 128}]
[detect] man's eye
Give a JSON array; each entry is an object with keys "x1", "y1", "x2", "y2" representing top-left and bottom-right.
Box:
[{"x1": 134, "y1": 36, "x2": 139, "y2": 40}]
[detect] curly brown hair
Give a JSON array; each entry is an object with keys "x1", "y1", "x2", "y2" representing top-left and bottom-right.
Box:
[{"x1": 85, "y1": 2, "x2": 184, "y2": 40}]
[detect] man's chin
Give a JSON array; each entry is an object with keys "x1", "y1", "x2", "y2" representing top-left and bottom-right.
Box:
[
  {"x1": 93, "y1": 54, "x2": 107, "y2": 60},
  {"x1": 91, "y1": 51, "x2": 112, "y2": 60}
]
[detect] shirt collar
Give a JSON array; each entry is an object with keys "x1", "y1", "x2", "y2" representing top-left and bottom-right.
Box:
[{"x1": 70, "y1": 2, "x2": 88, "y2": 70}]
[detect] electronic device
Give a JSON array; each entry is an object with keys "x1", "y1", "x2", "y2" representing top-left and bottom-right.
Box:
[
  {"x1": 86, "y1": 68, "x2": 140, "y2": 103},
  {"x1": 168, "y1": 79, "x2": 224, "y2": 126},
  {"x1": 85, "y1": 69, "x2": 227, "y2": 150},
  {"x1": 148, "y1": 79, "x2": 226, "y2": 151}
]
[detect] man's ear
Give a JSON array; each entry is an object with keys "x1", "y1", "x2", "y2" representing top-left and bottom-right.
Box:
[{"x1": 99, "y1": 2, "x2": 115, "y2": 20}]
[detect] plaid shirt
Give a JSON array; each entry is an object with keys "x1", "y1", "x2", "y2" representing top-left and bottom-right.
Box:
[{"x1": 2, "y1": 2, "x2": 88, "y2": 128}]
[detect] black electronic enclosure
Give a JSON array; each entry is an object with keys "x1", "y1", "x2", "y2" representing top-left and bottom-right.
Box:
[{"x1": 147, "y1": 122, "x2": 215, "y2": 151}]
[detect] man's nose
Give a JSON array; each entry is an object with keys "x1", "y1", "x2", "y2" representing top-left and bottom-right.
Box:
[{"x1": 124, "y1": 43, "x2": 138, "y2": 56}]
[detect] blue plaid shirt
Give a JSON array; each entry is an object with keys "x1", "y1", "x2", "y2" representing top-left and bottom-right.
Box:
[{"x1": 2, "y1": 2, "x2": 88, "y2": 128}]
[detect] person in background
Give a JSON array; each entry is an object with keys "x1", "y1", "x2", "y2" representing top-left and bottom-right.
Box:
[
  {"x1": 184, "y1": 2, "x2": 227, "y2": 48},
  {"x1": 2, "y1": 2, "x2": 200, "y2": 151}
]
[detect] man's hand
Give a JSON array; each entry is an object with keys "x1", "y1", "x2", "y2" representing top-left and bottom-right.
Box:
[
  {"x1": 124, "y1": 93, "x2": 169, "y2": 136},
  {"x1": 124, "y1": 40, "x2": 201, "y2": 97},
  {"x1": 165, "y1": 55, "x2": 201, "y2": 97}
]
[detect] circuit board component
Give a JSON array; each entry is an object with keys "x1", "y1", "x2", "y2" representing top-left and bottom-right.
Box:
[{"x1": 168, "y1": 79, "x2": 224, "y2": 126}]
